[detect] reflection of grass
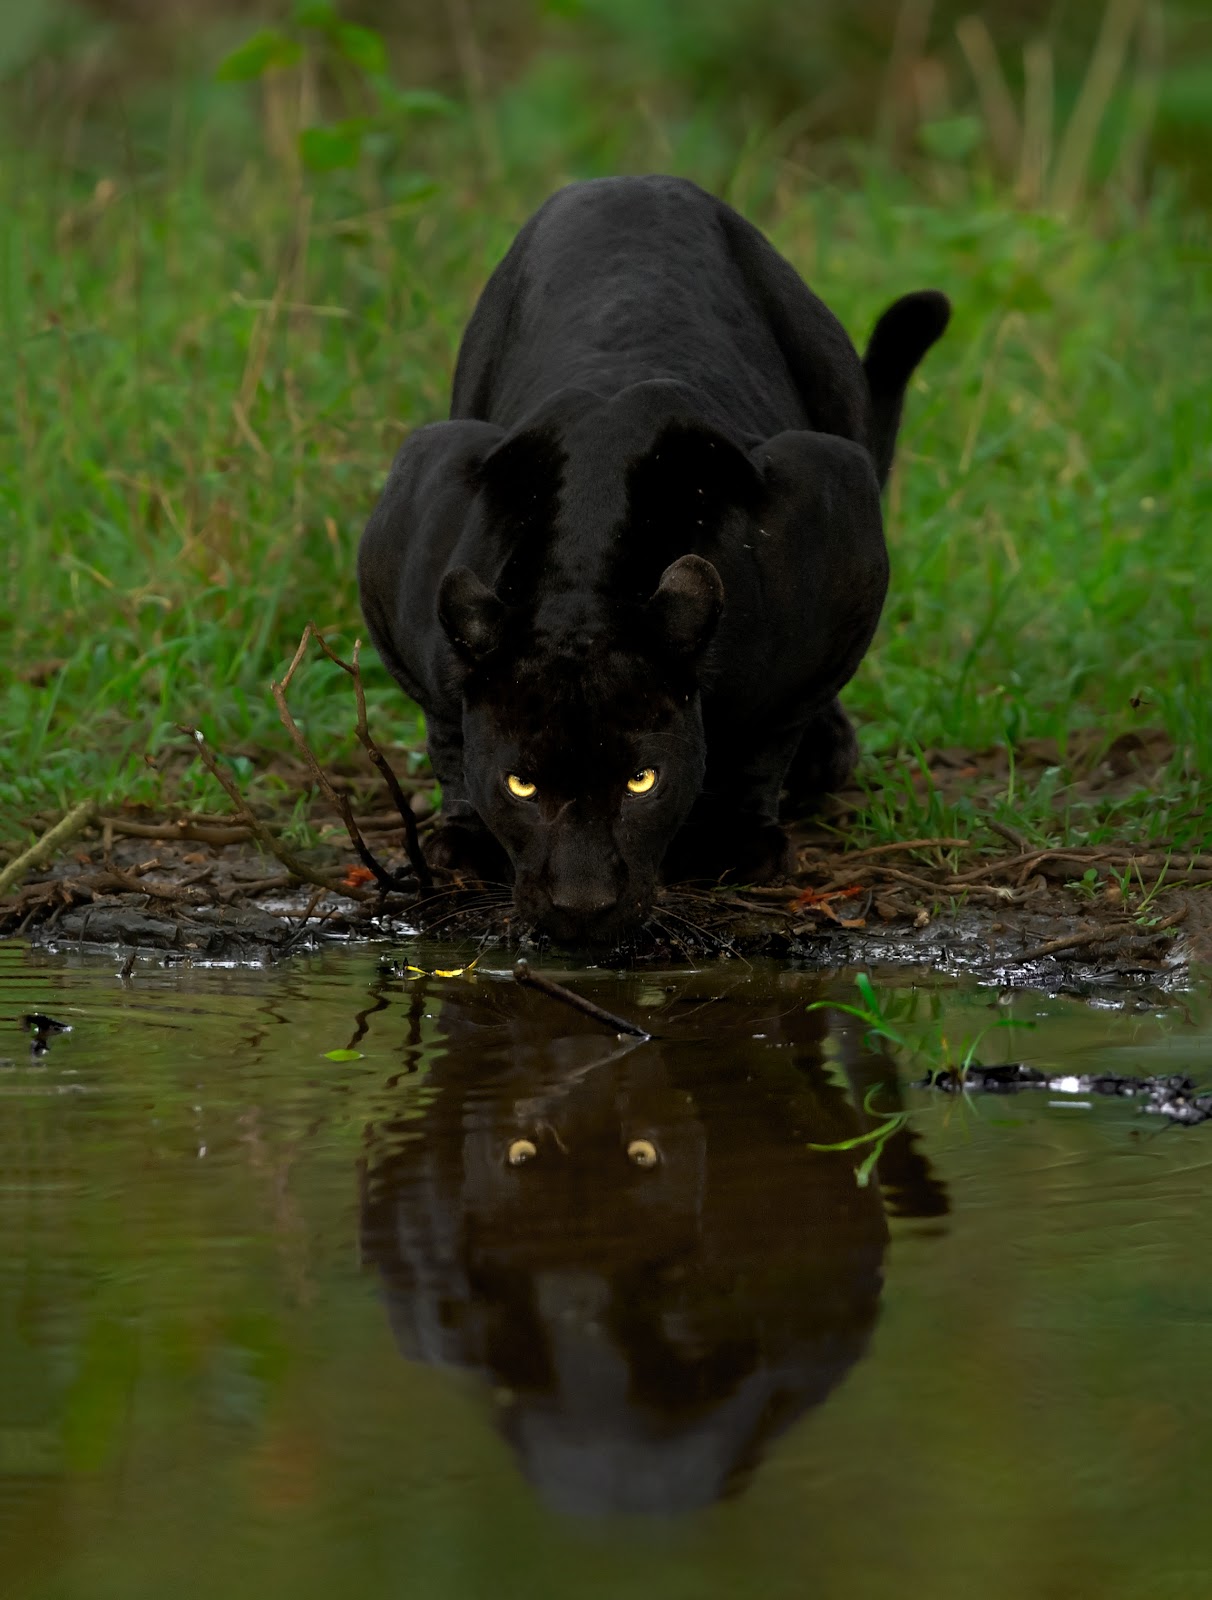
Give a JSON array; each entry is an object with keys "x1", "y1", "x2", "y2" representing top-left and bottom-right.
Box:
[
  {"x1": 809, "y1": 974, "x2": 1034, "y2": 1087},
  {"x1": 808, "y1": 1083, "x2": 909, "y2": 1189},
  {"x1": 2, "y1": 10, "x2": 1210, "y2": 854}
]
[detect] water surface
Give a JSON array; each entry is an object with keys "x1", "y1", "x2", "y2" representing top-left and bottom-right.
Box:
[{"x1": 2, "y1": 942, "x2": 1210, "y2": 1600}]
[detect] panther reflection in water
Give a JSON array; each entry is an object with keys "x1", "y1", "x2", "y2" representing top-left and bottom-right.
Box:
[{"x1": 359, "y1": 977, "x2": 946, "y2": 1517}]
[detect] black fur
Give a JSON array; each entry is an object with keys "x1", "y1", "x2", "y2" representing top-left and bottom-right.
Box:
[{"x1": 359, "y1": 176, "x2": 949, "y2": 941}]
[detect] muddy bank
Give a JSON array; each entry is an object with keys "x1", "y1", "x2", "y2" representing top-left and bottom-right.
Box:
[{"x1": 1, "y1": 808, "x2": 1204, "y2": 980}]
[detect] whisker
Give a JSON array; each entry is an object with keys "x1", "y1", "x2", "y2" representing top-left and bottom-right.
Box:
[{"x1": 647, "y1": 913, "x2": 700, "y2": 970}]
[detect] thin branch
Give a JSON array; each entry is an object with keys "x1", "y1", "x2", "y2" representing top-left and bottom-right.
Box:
[
  {"x1": 987, "y1": 819, "x2": 1030, "y2": 853},
  {"x1": 514, "y1": 960, "x2": 652, "y2": 1040},
  {"x1": 300, "y1": 622, "x2": 433, "y2": 889},
  {"x1": 98, "y1": 816, "x2": 252, "y2": 846},
  {"x1": 821, "y1": 835, "x2": 975, "y2": 864},
  {"x1": 273, "y1": 627, "x2": 414, "y2": 897},
  {"x1": 177, "y1": 725, "x2": 365, "y2": 901}
]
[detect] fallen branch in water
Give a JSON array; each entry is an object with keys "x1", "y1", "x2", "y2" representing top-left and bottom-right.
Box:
[
  {"x1": 0, "y1": 801, "x2": 96, "y2": 896},
  {"x1": 282, "y1": 622, "x2": 432, "y2": 890},
  {"x1": 513, "y1": 959, "x2": 652, "y2": 1039},
  {"x1": 177, "y1": 725, "x2": 366, "y2": 901}
]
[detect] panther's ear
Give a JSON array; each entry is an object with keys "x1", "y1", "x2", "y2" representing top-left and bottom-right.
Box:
[
  {"x1": 648, "y1": 554, "x2": 724, "y2": 658},
  {"x1": 438, "y1": 567, "x2": 506, "y2": 661}
]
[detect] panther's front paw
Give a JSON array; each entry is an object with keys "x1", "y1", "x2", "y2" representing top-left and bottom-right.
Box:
[
  {"x1": 663, "y1": 818, "x2": 793, "y2": 886},
  {"x1": 719, "y1": 821, "x2": 794, "y2": 885},
  {"x1": 426, "y1": 820, "x2": 512, "y2": 884}
]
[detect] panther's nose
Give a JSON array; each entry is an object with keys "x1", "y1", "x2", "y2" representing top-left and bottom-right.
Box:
[{"x1": 548, "y1": 888, "x2": 620, "y2": 919}]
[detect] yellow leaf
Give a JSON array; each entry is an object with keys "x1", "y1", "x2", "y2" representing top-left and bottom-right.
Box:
[{"x1": 434, "y1": 957, "x2": 478, "y2": 979}]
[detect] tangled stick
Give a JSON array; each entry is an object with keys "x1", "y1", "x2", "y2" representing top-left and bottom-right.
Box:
[
  {"x1": 178, "y1": 726, "x2": 366, "y2": 901},
  {"x1": 274, "y1": 623, "x2": 432, "y2": 891}
]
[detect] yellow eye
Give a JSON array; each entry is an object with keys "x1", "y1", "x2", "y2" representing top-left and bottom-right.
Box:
[
  {"x1": 626, "y1": 768, "x2": 657, "y2": 795},
  {"x1": 627, "y1": 1138, "x2": 660, "y2": 1168},
  {"x1": 506, "y1": 774, "x2": 537, "y2": 800},
  {"x1": 507, "y1": 1138, "x2": 538, "y2": 1166}
]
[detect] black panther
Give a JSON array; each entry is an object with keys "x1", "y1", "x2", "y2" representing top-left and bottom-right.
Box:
[
  {"x1": 359, "y1": 176, "x2": 949, "y2": 942},
  {"x1": 358, "y1": 971, "x2": 947, "y2": 1517}
]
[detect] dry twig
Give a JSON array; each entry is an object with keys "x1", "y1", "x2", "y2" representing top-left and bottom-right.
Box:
[
  {"x1": 98, "y1": 816, "x2": 252, "y2": 846},
  {"x1": 988, "y1": 820, "x2": 1030, "y2": 853},
  {"x1": 273, "y1": 627, "x2": 416, "y2": 896},
  {"x1": 818, "y1": 835, "x2": 975, "y2": 864},
  {"x1": 177, "y1": 725, "x2": 364, "y2": 901},
  {"x1": 285, "y1": 622, "x2": 432, "y2": 889}
]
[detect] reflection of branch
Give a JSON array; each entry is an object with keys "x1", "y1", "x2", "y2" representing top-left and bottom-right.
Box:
[
  {"x1": 178, "y1": 724, "x2": 365, "y2": 901},
  {"x1": 282, "y1": 622, "x2": 432, "y2": 890}
]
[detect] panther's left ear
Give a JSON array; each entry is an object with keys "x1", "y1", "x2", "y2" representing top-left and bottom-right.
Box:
[{"x1": 647, "y1": 554, "x2": 724, "y2": 658}]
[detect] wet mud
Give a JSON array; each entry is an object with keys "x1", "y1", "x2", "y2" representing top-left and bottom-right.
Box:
[{"x1": 1, "y1": 818, "x2": 1204, "y2": 982}]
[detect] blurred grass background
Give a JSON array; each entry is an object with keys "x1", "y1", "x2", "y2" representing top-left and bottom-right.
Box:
[{"x1": 1, "y1": 0, "x2": 1209, "y2": 852}]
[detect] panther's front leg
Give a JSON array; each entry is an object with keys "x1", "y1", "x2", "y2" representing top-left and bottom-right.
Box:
[
  {"x1": 781, "y1": 698, "x2": 860, "y2": 816},
  {"x1": 661, "y1": 734, "x2": 800, "y2": 886},
  {"x1": 423, "y1": 716, "x2": 513, "y2": 884}
]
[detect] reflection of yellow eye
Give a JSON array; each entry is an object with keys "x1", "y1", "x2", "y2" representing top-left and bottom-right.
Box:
[
  {"x1": 627, "y1": 1138, "x2": 660, "y2": 1168},
  {"x1": 507, "y1": 1138, "x2": 538, "y2": 1166},
  {"x1": 506, "y1": 774, "x2": 537, "y2": 800},
  {"x1": 626, "y1": 768, "x2": 657, "y2": 795}
]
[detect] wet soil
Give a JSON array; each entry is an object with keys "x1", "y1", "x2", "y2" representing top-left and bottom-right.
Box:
[
  {"x1": 0, "y1": 814, "x2": 1204, "y2": 981},
  {"x1": 2, "y1": 727, "x2": 1206, "y2": 973}
]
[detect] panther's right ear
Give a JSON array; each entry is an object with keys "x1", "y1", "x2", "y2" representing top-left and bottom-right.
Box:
[
  {"x1": 438, "y1": 567, "x2": 507, "y2": 661},
  {"x1": 359, "y1": 419, "x2": 505, "y2": 680},
  {"x1": 647, "y1": 554, "x2": 724, "y2": 659}
]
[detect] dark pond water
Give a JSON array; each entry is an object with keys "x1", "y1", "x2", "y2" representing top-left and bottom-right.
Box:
[{"x1": 2, "y1": 940, "x2": 1210, "y2": 1600}]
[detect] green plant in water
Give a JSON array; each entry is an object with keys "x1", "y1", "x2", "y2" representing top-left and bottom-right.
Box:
[
  {"x1": 807, "y1": 973, "x2": 1034, "y2": 1087},
  {"x1": 806, "y1": 972, "x2": 912, "y2": 1053},
  {"x1": 807, "y1": 1084, "x2": 909, "y2": 1189}
]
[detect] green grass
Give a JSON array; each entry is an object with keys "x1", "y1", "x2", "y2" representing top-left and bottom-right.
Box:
[{"x1": 2, "y1": 66, "x2": 1210, "y2": 856}]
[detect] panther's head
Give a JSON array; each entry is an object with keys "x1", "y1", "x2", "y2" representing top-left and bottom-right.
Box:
[
  {"x1": 437, "y1": 388, "x2": 773, "y2": 943},
  {"x1": 441, "y1": 553, "x2": 721, "y2": 944}
]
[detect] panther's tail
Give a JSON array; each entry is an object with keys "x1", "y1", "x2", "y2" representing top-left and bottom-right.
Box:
[{"x1": 863, "y1": 289, "x2": 951, "y2": 488}]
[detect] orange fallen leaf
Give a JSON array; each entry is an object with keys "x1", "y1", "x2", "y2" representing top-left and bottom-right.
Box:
[
  {"x1": 342, "y1": 864, "x2": 375, "y2": 889},
  {"x1": 788, "y1": 884, "x2": 864, "y2": 913}
]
